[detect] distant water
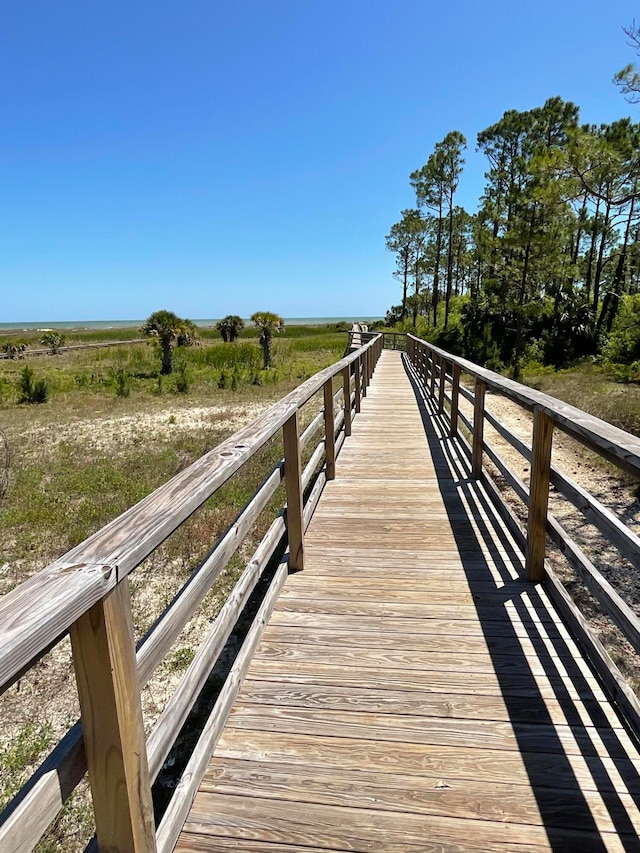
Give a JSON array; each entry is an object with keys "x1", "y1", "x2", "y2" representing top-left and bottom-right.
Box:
[{"x1": 0, "y1": 316, "x2": 383, "y2": 332}]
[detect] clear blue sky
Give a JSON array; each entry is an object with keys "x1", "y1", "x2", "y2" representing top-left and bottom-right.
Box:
[{"x1": 1, "y1": 0, "x2": 637, "y2": 322}]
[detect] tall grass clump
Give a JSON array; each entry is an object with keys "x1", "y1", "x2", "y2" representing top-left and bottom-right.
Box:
[
  {"x1": 174, "y1": 361, "x2": 190, "y2": 393},
  {"x1": 191, "y1": 342, "x2": 263, "y2": 372}
]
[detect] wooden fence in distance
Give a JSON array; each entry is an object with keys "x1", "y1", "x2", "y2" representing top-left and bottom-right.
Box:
[{"x1": 0, "y1": 339, "x2": 147, "y2": 359}]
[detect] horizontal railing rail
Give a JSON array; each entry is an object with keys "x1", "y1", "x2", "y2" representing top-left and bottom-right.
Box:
[
  {"x1": 0, "y1": 334, "x2": 383, "y2": 853},
  {"x1": 346, "y1": 329, "x2": 407, "y2": 352},
  {"x1": 0, "y1": 338, "x2": 148, "y2": 358},
  {"x1": 406, "y1": 333, "x2": 640, "y2": 739}
]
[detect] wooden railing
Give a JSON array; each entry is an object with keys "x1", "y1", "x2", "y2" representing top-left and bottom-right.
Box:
[
  {"x1": 346, "y1": 330, "x2": 407, "y2": 352},
  {"x1": 0, "y1": 334, "x2": 383, "y2": 853},
  {"x1": 407, "y1": 333, "x2": 640, "y2": 736}
]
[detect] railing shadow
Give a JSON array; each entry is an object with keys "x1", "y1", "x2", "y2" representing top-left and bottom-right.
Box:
[{"x1": 402, "y1": 354, "x2": 640, "y2": 851}]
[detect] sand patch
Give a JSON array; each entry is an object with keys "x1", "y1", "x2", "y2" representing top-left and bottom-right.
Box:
[{"x1": 19, "y1": 403, "x2": 270, "y2": 454}]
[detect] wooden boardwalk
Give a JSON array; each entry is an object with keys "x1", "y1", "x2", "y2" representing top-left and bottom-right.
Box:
[{"x1": 177, "y1": 351, "x2": 640, "y2": 852}]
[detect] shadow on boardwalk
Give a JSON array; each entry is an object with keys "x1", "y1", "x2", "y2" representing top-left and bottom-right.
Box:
[{"x1": 403, "y1": 355, "x2": 640, "y2": 852}]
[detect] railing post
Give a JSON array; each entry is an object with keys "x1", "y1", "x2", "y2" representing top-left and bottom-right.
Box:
[
  {"x1": 355, "y1": 355, "x2": 362, "y2": 412},
  {"x1": 450, "y1": 363, "x2": 461, "y2": 437},
  {"x1": 283, "y1": 411, "x2": 304, "y2": 570},
  {"x1": 472, "y1": 378, "x2": 486, "y2": 479},
  {"x1": 526, "y1": 408, "x2": 554, "y2": 583},
  {"x1": 70, "y1": 583, "x2": 157, "y2": 853},
  {"x1": 323, "y1": 379, "x2": 336, "y2": 480},
  {"x1": 362, "y1": 349, "x2": 368, "y2": 397},
  {"x1": 429, "y1": 350, "x2": 437, "y2": 398},
  {"x1": 438, "y1": 356, "x2": 446, "y2": 413},
  {"x1": 342, "y1": 365, "x2": 352, "y2": 437}
]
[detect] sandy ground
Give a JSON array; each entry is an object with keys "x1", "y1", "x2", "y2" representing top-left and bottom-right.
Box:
[{"x1": 17, "y1": 402, "x2": 271, "y2": 454}]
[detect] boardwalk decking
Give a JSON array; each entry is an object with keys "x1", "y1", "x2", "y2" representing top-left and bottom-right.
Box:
[{"x1": 176, "y1": 351, "x2": 640, "y2": 852}]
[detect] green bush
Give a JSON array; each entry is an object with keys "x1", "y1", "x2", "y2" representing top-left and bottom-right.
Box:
[
  {"x1": 18, "y1": 366, "x2": 49, "y2": 404},
  {"x1": 111, "y1": 368, "x2": 131, "y2": 397},
  {"x1": 40, "y1": 331, "x2": 65, "y2": 354},
  {"x1": 603, "y1": 296, "x2": 640, "y2": 365}
]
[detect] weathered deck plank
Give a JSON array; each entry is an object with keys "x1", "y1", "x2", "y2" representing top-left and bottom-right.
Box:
[{"x1": 176, "y1": 350, "x2": 640, "y2": 852}]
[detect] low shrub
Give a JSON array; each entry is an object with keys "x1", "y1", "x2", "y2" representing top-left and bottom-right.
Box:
[
  {"x1": 18, "y1": 366, "x2": 49, "y2": 404},
  {"x1": 111, "y1": 368, "x2": 131, "y2": 397}
]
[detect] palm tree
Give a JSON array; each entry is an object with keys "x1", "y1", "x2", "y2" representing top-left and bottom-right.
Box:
[
  {"x1": 216, "y1": 315, "x2": 245, "y2": 343},
  {"x1": 141, "y1": 310, "x2": 197, "y2": 374},
  {"x1": 250, "y1": 311, "x2": 284, "y2": 368},
  {"x1": 40, "y1": 331, "x2": 65, "y2": 354}
]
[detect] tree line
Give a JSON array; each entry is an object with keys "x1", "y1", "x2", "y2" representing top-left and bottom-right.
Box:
[{"x1": 385, "y1": 62, "x2": 640, "y2": 379}]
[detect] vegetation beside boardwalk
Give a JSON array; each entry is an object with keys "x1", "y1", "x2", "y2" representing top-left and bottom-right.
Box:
[
  {"x1": 382, "y1": 51, "x2": 640, "y2": 402},
  {"x1": 0, "y1": 320, "x2": 351, "y2": 850},
  {"x1": 4, "y1": 313, "x2": 640, "y2": 848},
  {"x1": 0, "y1": 322, "x2": 347, "y2": 566}
]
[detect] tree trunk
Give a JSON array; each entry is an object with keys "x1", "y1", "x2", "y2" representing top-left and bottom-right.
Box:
[
  {"x1": 593, "y1": 200, "x2": 611, "y2": 315},
  {"x1": 513, "y1": 206, "x2": 535, "y2": 382},
  {"x1": 161, "y1": 341, "x2": 173, "y2": 375},
  {"x1": 413, "y1": 246, "x2": 422, "y2": 329},
  {"x1": 261, "y1": 333, "x2": 272, "y2": 369},
  {"x1": 596, "y1": 196, "x2": 636, "y2": 337},
  {"x1": 401, "y1": 260, "x2": 409, "y2": 320},
  {"x1": 432, "y1": 200, "x2": 443, "y2": 326},
  {"x1": 585, "y1": 195, "x2": 600, "y2": 306},
  {"x1": 444, "y1": 194, "x2": 455, "y2": 328},
  {"x1": 454, "y1": 229, "x2": 463, "y2": 297},
  {"x1": 570, "y1": 190, "x2": 588, "y2": 275}
]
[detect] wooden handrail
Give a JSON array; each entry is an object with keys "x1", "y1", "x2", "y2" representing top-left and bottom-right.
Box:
[
  {"x1": 0, "y1": 333, "x2": 383, "y2": 853},
  {"x1": 346, "y1": 330, "x2": 407, "y2": 352},
  {"x1": 406, "y1": 333, "x2": 640, "y2": 736},
  {"x1": 408, "y1": 334, "x2": 640, "y2": 474}
]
